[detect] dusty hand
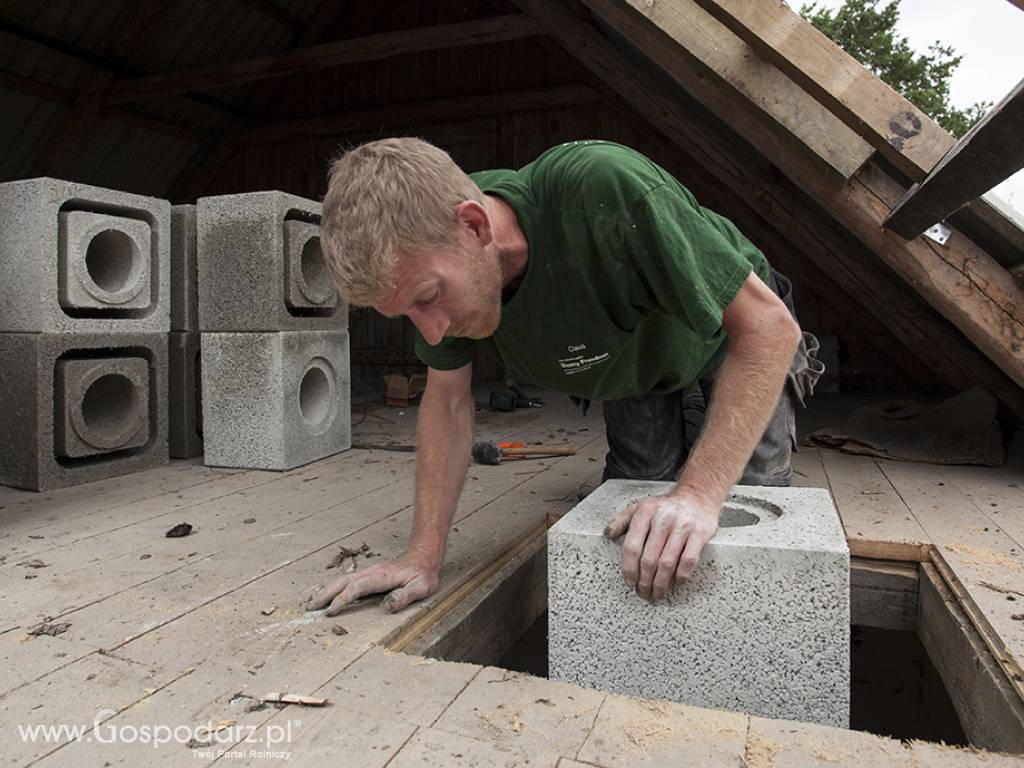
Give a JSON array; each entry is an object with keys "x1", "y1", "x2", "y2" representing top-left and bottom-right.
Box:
[
  {"x1": 603, "y1": 492, "x2": 719, "y2": 600},
  {"x1": 306, "y1": 553, "x2": 439, "y2": 616}
]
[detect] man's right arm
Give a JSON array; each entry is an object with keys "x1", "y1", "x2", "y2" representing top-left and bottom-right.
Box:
[{"x1": 306, "y1": 363, "x2": 474, "y2": 615}]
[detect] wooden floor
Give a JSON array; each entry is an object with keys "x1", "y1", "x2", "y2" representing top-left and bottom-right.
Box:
[{"x1": 1, "y1": 388, "x2": 1023, "y2": 766}]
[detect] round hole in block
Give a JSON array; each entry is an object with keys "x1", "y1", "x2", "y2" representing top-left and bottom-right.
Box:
[
  {"x1": 718, "y1": 506, "x2": 761, "y2": 528},
  {"x1": 299, "y1": 358, "x2": 336, "y2": 431},
  {"x1": 81, "y1": 373, "x2": 138, "y2": 443},
  {"x1": 300, "y1": 236, "x2": 334, "y2": 304},
  {"x1": 85, "y1": 229, "x2": 139, "y2": 293},
  {"x1": 719, "y1": 494, "x2": 784, "y2": 528}
]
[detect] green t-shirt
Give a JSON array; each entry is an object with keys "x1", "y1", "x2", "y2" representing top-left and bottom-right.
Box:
[{"x1": 414, "y1": 141, "x2": 771, "y2": 400}]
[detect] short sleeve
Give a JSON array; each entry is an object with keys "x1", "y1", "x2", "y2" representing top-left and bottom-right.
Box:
[
  {"x1": 414, "y1": 330, "x2": 476, "y2": 370},
  {"x1": 624, "y1": 184, "x2": 762, "y2": 340}
]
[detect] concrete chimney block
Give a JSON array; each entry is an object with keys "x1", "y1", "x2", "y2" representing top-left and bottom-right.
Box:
[
  {"x1": 548, "y1": 480, "x2": 850, "y2": 727},
  {"x1": 196, "y1": 192, "x2": 346, "y2": 332},
  {"x1": 0, "y1": 178, "x2": 169, "y2": 333},
  {"x1": 0, "y1": 332, "x2": 168, "y2": 491},
  {"x1": 200, "y1": 330, "x2": 351, "y2": 470}
]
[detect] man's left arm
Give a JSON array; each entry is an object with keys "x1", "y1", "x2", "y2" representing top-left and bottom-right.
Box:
[{"x1": 604, "y1": 271, "x2": 800, "y2": 599}]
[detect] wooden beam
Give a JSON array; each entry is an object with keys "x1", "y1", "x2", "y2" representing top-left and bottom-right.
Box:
[
  {"x1": 406, "y1": 533, "x2": 547, "y2": 665},
  {"x1": 691, "y1": 0, "x2": 953, "y2": 181},
  {"x1": 0, "y1": 68, "x2": 213, "y2": 145},
  {"x1": 237, "y1": 84, "x2": 600, "y2": 145},
  {"x1": 0, "y1": 68, "x2": 74, "y2": 106},
  {"x1": 0, "y1": 16, "x2": 246, "y2": 119},
  {"x1": 852, "y1": 163, "x2": 1024, "y2": 388},
  {"x1": 885, "y1": 78, "x2": 1024, "y2": 238},
  {"x1": 693, "y1": 0, "x2": 1024, "y2": 259},
  {"x1": 571, "y1": 0, "x2": 1024, "y2": 389},
  {"x1": 578, "y1": 0, "x2": 873, "y2": 182},
  {"x1": 1007, "y1": 0, "x2": 1024, "y2": 10},
  {"x1": 168, "y1": 0, "x2": 349, "y2": 202},
  {"x1": 382, "y1": 519, "x2": 550, "y2": 653},
  {"x1": 512, "y1": 0, "x2": 1024, "y2": 417},
  {"x1": 33, "y1": 0, "x2": 168, "y2": 177},
  {"x1": 237, "y1": 0, "x2": 305, "y2": 32},
  {"x1": 918, "y1": 562, "x2": 1024, "y2": 752},
  {"x1": 106, "y1": 15, "x2": 543, "y2": 105}
]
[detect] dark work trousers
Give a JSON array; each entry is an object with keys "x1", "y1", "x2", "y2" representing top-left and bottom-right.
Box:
[{"x1": 600, "y1": 268, "x2": 823, "y2": 487}]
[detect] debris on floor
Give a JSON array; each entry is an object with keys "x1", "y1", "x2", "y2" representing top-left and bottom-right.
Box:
[
  {"x1": 165, "y1": 522, "x2": 194, "y2": 538},
  {"x1": 27, "y1": 621, "x2": 71, "y2": 637},
  {"x1": 326, "y1": 542, "x2": 371, "y2": 569},
  {"x1": 806, "y1": 386, "x2": 1004, "y2": 466},
  {"x1": 260, "y1": 692, "x2": 328, "y2": 707},
  {"x1": 261, "y1": 606, "x2": 277, "y2": 616}
]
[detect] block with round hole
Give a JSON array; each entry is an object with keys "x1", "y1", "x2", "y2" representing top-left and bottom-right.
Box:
[
  {"x1": 548, "y1": 480, "x2": 850, "y2": 727},
  {"x1": 200, "y1": 331, "x2": 350, "y2": 470},
  {"x1": 284, "y1": 219, "x2": 337, "y2": 311},
  {"x1": 197, "y1": 192, "x2": 346, "y2": 331},
  {"x1": 0, "y1": 178, "x2": 169, "y2": 332},
  {"x1": 0, "y1": 333, "x2": 168, "y2": 491},
  {"x1": 54, "y1": 357, "x2": 150, "y2": 458},
  {"x1": 58, "y1": 211, "x2": 152, "y2": 312}
]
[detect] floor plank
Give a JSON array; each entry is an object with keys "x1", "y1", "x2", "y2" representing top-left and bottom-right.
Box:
[{"x1": 818, "y1": 449, "x2": 931, "y2": 561}]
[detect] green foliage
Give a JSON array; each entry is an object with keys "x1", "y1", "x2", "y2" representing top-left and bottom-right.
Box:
[{"x1": 800, "y1": 0, "x2": 991, "y2": 137}]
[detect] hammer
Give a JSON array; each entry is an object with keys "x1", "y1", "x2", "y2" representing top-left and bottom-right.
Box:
[{"x1": 471, "y1": 440, "x2": 577, "y2": 465}]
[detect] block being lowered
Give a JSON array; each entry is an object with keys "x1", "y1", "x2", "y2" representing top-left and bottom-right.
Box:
[{"x1": 548, "y1": 481, "x2": 850, "y2": 727}]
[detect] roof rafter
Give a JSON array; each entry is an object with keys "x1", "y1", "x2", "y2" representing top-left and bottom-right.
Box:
[{"x1": 105, "y1": 15, "x2": 543, "y2": 105}]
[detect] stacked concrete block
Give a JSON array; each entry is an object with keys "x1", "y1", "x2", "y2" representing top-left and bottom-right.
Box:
[
  {"x1": 168, "y1": 329, "x2": 203, "y2": 459},
  {"x1": 197, "y1": 191, "x2": 350, "y2": 470},
  {"x1": 197, "y1": 191, "x2": 344, "y2": 332},
  {"x1": 0, "y1": 334, "x2": 168, "y2": 491},
  {"x1": 0, "y1": 178, "x2": 170, "y2": 490},
  {"x1": 168, "y1": 205, "x2": 203, "y2": 458},
  {"x1": 548, "y1": 481, "x2": 850, "y2": 727},
  {"x1": 202, "y1": 332, "x2": 350, "y2": 469}
]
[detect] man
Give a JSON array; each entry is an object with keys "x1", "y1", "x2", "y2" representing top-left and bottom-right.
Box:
[{"x1": 308, "y1": 137, "x2": 821, "y2": 616}]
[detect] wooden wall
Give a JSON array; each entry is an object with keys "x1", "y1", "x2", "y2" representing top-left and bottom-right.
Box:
[{"x1": 196, "y1": 0, "x2": 937, "y2": 396}]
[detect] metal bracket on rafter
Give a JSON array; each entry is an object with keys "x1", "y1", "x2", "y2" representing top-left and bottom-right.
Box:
[{"x1": 922, "y1": 222, "x2": 952, "y2": 245}]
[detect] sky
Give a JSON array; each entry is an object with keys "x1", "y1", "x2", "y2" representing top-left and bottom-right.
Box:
[{"x1": 804, "y1": 0, "x2": 1024, "y2": 212}]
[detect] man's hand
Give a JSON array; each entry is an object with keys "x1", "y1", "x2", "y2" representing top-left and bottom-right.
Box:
[
  {"x1": 603, "y1": 491, "x2": 719, "y2": 600},
  {"x1": 306, "y1": 553, "x2": 439, "y2": 616}
]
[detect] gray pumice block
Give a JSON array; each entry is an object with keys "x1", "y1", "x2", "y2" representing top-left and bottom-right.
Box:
[
  {"x1": 0, "y1": 178, "x2": 170, "y2": 333},
  {"x1": 196, "y1": 191, "x2": 347, "y2": 332},
  {"x1": 170, "y1": 204, "x2": 198, "y2": 332},
  {"x1": 0, "y1": 332, "x2": 169, "y2": 491},
  {"x1": 168, "y1": 331, "x2": 203, "y2": 459},
  {"x1": 201, "y1": 330, "x2": 351, "y2": 470},
  {"x1": 548, "y1": 480, "x2": 850, "y2": 727}
]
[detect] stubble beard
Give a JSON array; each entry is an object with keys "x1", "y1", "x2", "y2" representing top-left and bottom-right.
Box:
[{"x1": 465, "y1": 248, "x2": 503, "y2": 339}]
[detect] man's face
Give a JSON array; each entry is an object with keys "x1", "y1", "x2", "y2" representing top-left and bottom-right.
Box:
[{"x1": 373, "y1": 236, "x2": 503, "y2": 346}]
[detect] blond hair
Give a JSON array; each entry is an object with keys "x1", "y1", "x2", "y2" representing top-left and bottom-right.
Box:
[{"x1": 321, "y1": 137, "x2": 484, "y2": 306}]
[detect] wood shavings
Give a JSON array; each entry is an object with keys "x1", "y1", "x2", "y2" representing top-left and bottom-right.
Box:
[
  {"x1": 943, "y1": 544, "x2": 1024, "y2": 572},
  {"x1": 326, "y1": 542, "x2": 370, "y2": 569},
  {"x1": 260, "y1": 692, "x2": 328, "y2": 707},
  {"x1": 744, "y1": 736, "x2": 781, "y2": 768},
  {"x1": 27, "y1": 621, "x2": 71, "y2": 637}
]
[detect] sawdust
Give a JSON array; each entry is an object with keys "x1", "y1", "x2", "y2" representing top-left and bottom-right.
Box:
[
  {"x1": 744, "y1": 735, "x2": 781, "y2": 768},
  {"x1": 942, "y1": 543, "x2": 1024, "y2": 572}
]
